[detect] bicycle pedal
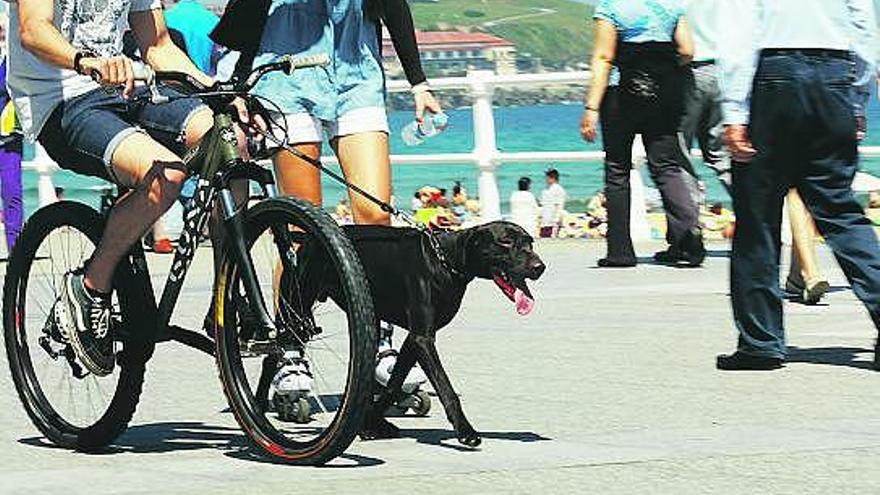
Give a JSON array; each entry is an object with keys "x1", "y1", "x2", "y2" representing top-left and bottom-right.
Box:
[
  {"x1": 38, "y1": 336, "x2": 60, "y2": 360},
  {"x1": 62, "y1": 346, "x2": 90, "y2": 379},
  {"x1": 239, "y1": 339, "x2": 275, "y2": 357}
]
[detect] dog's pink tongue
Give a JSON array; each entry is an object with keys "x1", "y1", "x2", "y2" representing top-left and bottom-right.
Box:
[{"x1": 514, "y1": 289, "x2": 534, "y2": 316}]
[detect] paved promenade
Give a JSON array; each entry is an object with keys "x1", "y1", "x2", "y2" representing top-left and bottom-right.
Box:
[{"x1": 1, "y1": 240, "x2": 878, "y2": 494}]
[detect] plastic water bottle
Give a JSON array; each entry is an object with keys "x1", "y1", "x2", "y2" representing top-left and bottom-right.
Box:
[{"x1": 401, "y1": 113, "x2": 448, "y2": 146}]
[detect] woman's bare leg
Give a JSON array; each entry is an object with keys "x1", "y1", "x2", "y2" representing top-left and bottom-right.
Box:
[
  {"x1": 787, "y1": 189, "x2": 829, "y2": 303},
  {"x1": 787, "y1": 189, "x2": 823, "y2": 284},
  {"x1": 274, "y1": 143, "x2": 324, "y2": 205},
  {"x1": 270, "y1": 143, "x2": 324, "y2": 311},
  {"x1": 332, "y1": 132, "x2": 392, "y2": 226}
]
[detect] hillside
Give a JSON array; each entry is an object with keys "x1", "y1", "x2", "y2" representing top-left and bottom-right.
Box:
[{"x1": 410, "y1": 0, "x2": 593, "y2": 69}]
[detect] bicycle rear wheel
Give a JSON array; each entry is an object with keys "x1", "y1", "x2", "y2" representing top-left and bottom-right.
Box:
[
  {"x1": 214, "y1": 197, "x2": 375, "y2": 465},
  {"x1": 3, "y1": 202, "x2": 152, "y2": 451}
]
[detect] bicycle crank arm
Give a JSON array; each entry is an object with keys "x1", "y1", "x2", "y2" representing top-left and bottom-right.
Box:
[{"x1": 168, "y1": 325, "x2": 215, "y2": 356}]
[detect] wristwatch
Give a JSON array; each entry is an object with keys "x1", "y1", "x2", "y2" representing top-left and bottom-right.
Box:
[{"x1": 73, "y1": 51, "x2": 97, "y2": 75}]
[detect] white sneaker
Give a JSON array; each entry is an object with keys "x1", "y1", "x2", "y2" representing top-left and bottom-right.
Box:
[
  {"x1": 272, "y1": 350, "x2": 313, "y2": 397},
  {"x1": 375, "y1": 348, "x2": 427, "y2": 394}
]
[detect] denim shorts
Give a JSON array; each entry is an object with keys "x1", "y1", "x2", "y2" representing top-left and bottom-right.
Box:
[
  {"x1": 252, "y1": 0, "x2": 386, "y2": 121},
  {"x1": 39, "y1": 85, "x2": 208, "y2": 183}
]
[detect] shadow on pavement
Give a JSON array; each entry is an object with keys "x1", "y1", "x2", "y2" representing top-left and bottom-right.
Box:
[
  {"x1": 224, "y1": 449, "x2": 384, "y2": 468},
  {"x1": 786, "y1": 346, "x2": 876, "y2": 371},
  {"x1": 19, "y1": 421, "x2": 246, "y2": 455},
  {"x1": 632, "y1": 249, "x2": 730, "y2": 268},
  {"x1": 19, "y1": 421, "x2": 385, "y2": 467},
  {"x1": 396, "y1": 427, "x2": 551, "y2": 452}
]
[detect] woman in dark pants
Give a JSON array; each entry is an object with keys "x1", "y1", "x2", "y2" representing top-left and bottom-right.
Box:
[{"x1": 581, "y1": 0, "x2": 705, "y2": 268}]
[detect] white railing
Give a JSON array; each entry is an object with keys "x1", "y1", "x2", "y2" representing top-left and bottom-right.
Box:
[{"x1": 23, "y1": 70, "x2": 880, "y2": 238}]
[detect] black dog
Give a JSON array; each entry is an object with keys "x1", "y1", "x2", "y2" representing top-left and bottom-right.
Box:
[{"x1": 304, "y1": 221, "x2": 545, "y2": 447}]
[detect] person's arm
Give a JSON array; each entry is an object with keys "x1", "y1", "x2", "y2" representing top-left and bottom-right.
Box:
[
  {"x1": 847, "y1": 0, "x2": 877, "y2": 132},
  {"x1": 674, "y1": 17, "x2": 695, "y2": 65},
  {"x1": 719, "y1": 0, "x2": 759, "y2": 162},
  {"x1": 382, "y1": 0, "x2": 426, "y2": 87},
  {"x1": 18, "y1": 0, "x2": 140, "y2": 95},
  {"x1": 17, "y1": 0, "x2": 78, "y2": 71},
  {"x1": 131, "y1": 8, "x2": 260, "y2": 128},
  {"x1": 381, "y1": 0, "x2": 442, "y2": 123},
  {"x1": 719, "y1": 0, "x2": 758, "y2": 127},
  {"x1": 580, "y1": 18, "x2": 616, "y2": 142},
  {"x1": 129, "y1": 9, "x2": 214, "y2": 87}
]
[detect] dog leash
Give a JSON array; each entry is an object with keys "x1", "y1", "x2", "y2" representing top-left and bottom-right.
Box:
[{"x1": 253, "y1": 127, "x2": 467, "y2": 279}]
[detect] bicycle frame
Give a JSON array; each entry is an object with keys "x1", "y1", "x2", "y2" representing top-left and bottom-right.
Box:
[{"x1": 119, "y1": 111, "x2": 282, "y2": 355}]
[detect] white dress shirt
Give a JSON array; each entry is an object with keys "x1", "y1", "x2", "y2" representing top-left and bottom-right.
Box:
[{"x1": 719, "y1": 0, "x2": 878, "y2": 125}]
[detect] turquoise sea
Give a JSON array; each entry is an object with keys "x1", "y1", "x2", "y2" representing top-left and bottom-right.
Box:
[{"x1": 21, "y1": 98, "x2": 880, "y2": 216}]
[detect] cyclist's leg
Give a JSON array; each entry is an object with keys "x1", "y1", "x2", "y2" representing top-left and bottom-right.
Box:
[
  {"x1": 83, "y1": 101, "x2": 216, "y2": 292},
  {"x1": 86, "y1": 133, "x2": 188, "y2": 291},
  {"x1": 135, "y1": 88, "x2": 248, "y2": 271}
]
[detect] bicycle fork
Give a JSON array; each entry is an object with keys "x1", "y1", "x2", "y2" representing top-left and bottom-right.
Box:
[{"x1": 219, "y1": 186, "x2": 278, "y2": 338}]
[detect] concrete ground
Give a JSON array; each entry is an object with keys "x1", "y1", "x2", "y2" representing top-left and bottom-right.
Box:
[{"x1": 0, "y1": 239, "x2": 878, "y2": 495}]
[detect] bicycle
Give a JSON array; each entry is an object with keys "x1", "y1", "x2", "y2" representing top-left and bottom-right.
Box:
[{"x1": 3, "y1": 55, "x2": 377, "y2": 465}]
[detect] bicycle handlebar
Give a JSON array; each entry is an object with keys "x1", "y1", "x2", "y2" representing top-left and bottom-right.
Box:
[{"x1": 92, "y1": 53, "x2": 331, "y2": 105}]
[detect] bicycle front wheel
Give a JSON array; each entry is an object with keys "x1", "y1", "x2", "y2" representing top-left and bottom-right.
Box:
[{"x1": 214, "y1": 197, "x2": 375, "y2": 465}]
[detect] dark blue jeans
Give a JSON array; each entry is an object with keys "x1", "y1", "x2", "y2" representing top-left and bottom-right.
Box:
[{"x1": 731, "y1": 52, "x2": 880, "y2": 358}]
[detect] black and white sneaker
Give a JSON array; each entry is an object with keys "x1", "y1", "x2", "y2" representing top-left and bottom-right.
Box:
[{"x1": 55, "y1": 270, "x2": 115, "y2": 376}]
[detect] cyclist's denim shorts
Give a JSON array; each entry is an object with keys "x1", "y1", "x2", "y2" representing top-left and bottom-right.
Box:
[{"x1": 39, "y1": 85, "x2": 209, "y2": 183}]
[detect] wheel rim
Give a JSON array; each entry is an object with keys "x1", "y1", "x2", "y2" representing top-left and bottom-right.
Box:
[
  {"x1": 12, "y1": 223, "x2": 123, "y2": 433},
  {"x1": 218, "y1": 206, "x2": 366, "y2": 456}
]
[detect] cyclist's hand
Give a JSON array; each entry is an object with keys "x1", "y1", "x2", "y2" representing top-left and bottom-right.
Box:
[
  {"x1": 80, "y1": 55, "x2": 136, "y2": 99},
  {"x1": 414, "y1": 89, "x2": 442, "y2": 124}
]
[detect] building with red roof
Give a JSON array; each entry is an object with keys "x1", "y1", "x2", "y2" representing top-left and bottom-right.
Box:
[{"x1": 382, "y1": 30, "x2": 517, "y2": 78}]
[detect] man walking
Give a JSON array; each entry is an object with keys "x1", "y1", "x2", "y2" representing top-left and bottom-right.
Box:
[
  {"x1": 540, "y1": 168, "x2": 567, "y2": 238},
  {"x1": 679, "y1": 0, "x2": 731, "y2": 195},
  {"x1": 717, "y1": 0, "x2": 880, "y2": 371}
]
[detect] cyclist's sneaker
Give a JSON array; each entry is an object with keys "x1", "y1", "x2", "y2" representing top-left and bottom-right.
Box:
[{"x1": 55, "y1": 270, "x2": 115, "y2": 376}]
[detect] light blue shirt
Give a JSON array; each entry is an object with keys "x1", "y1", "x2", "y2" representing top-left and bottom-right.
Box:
[
  {"x1": 719, "y1": 0, "x2": 878, "y2": 125},
  {"x1": 594, "y1": 0, "x2": 685, "y2": 43},
  {"x1": 685, "y1": 0, "x2": 721, "y2": 62},
  {"x1": 165, "y1": 0, "x2": 219, "y2": 75},
  {"x1": 593, "y1": 1, "x2": 685, "y2": 89}
]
